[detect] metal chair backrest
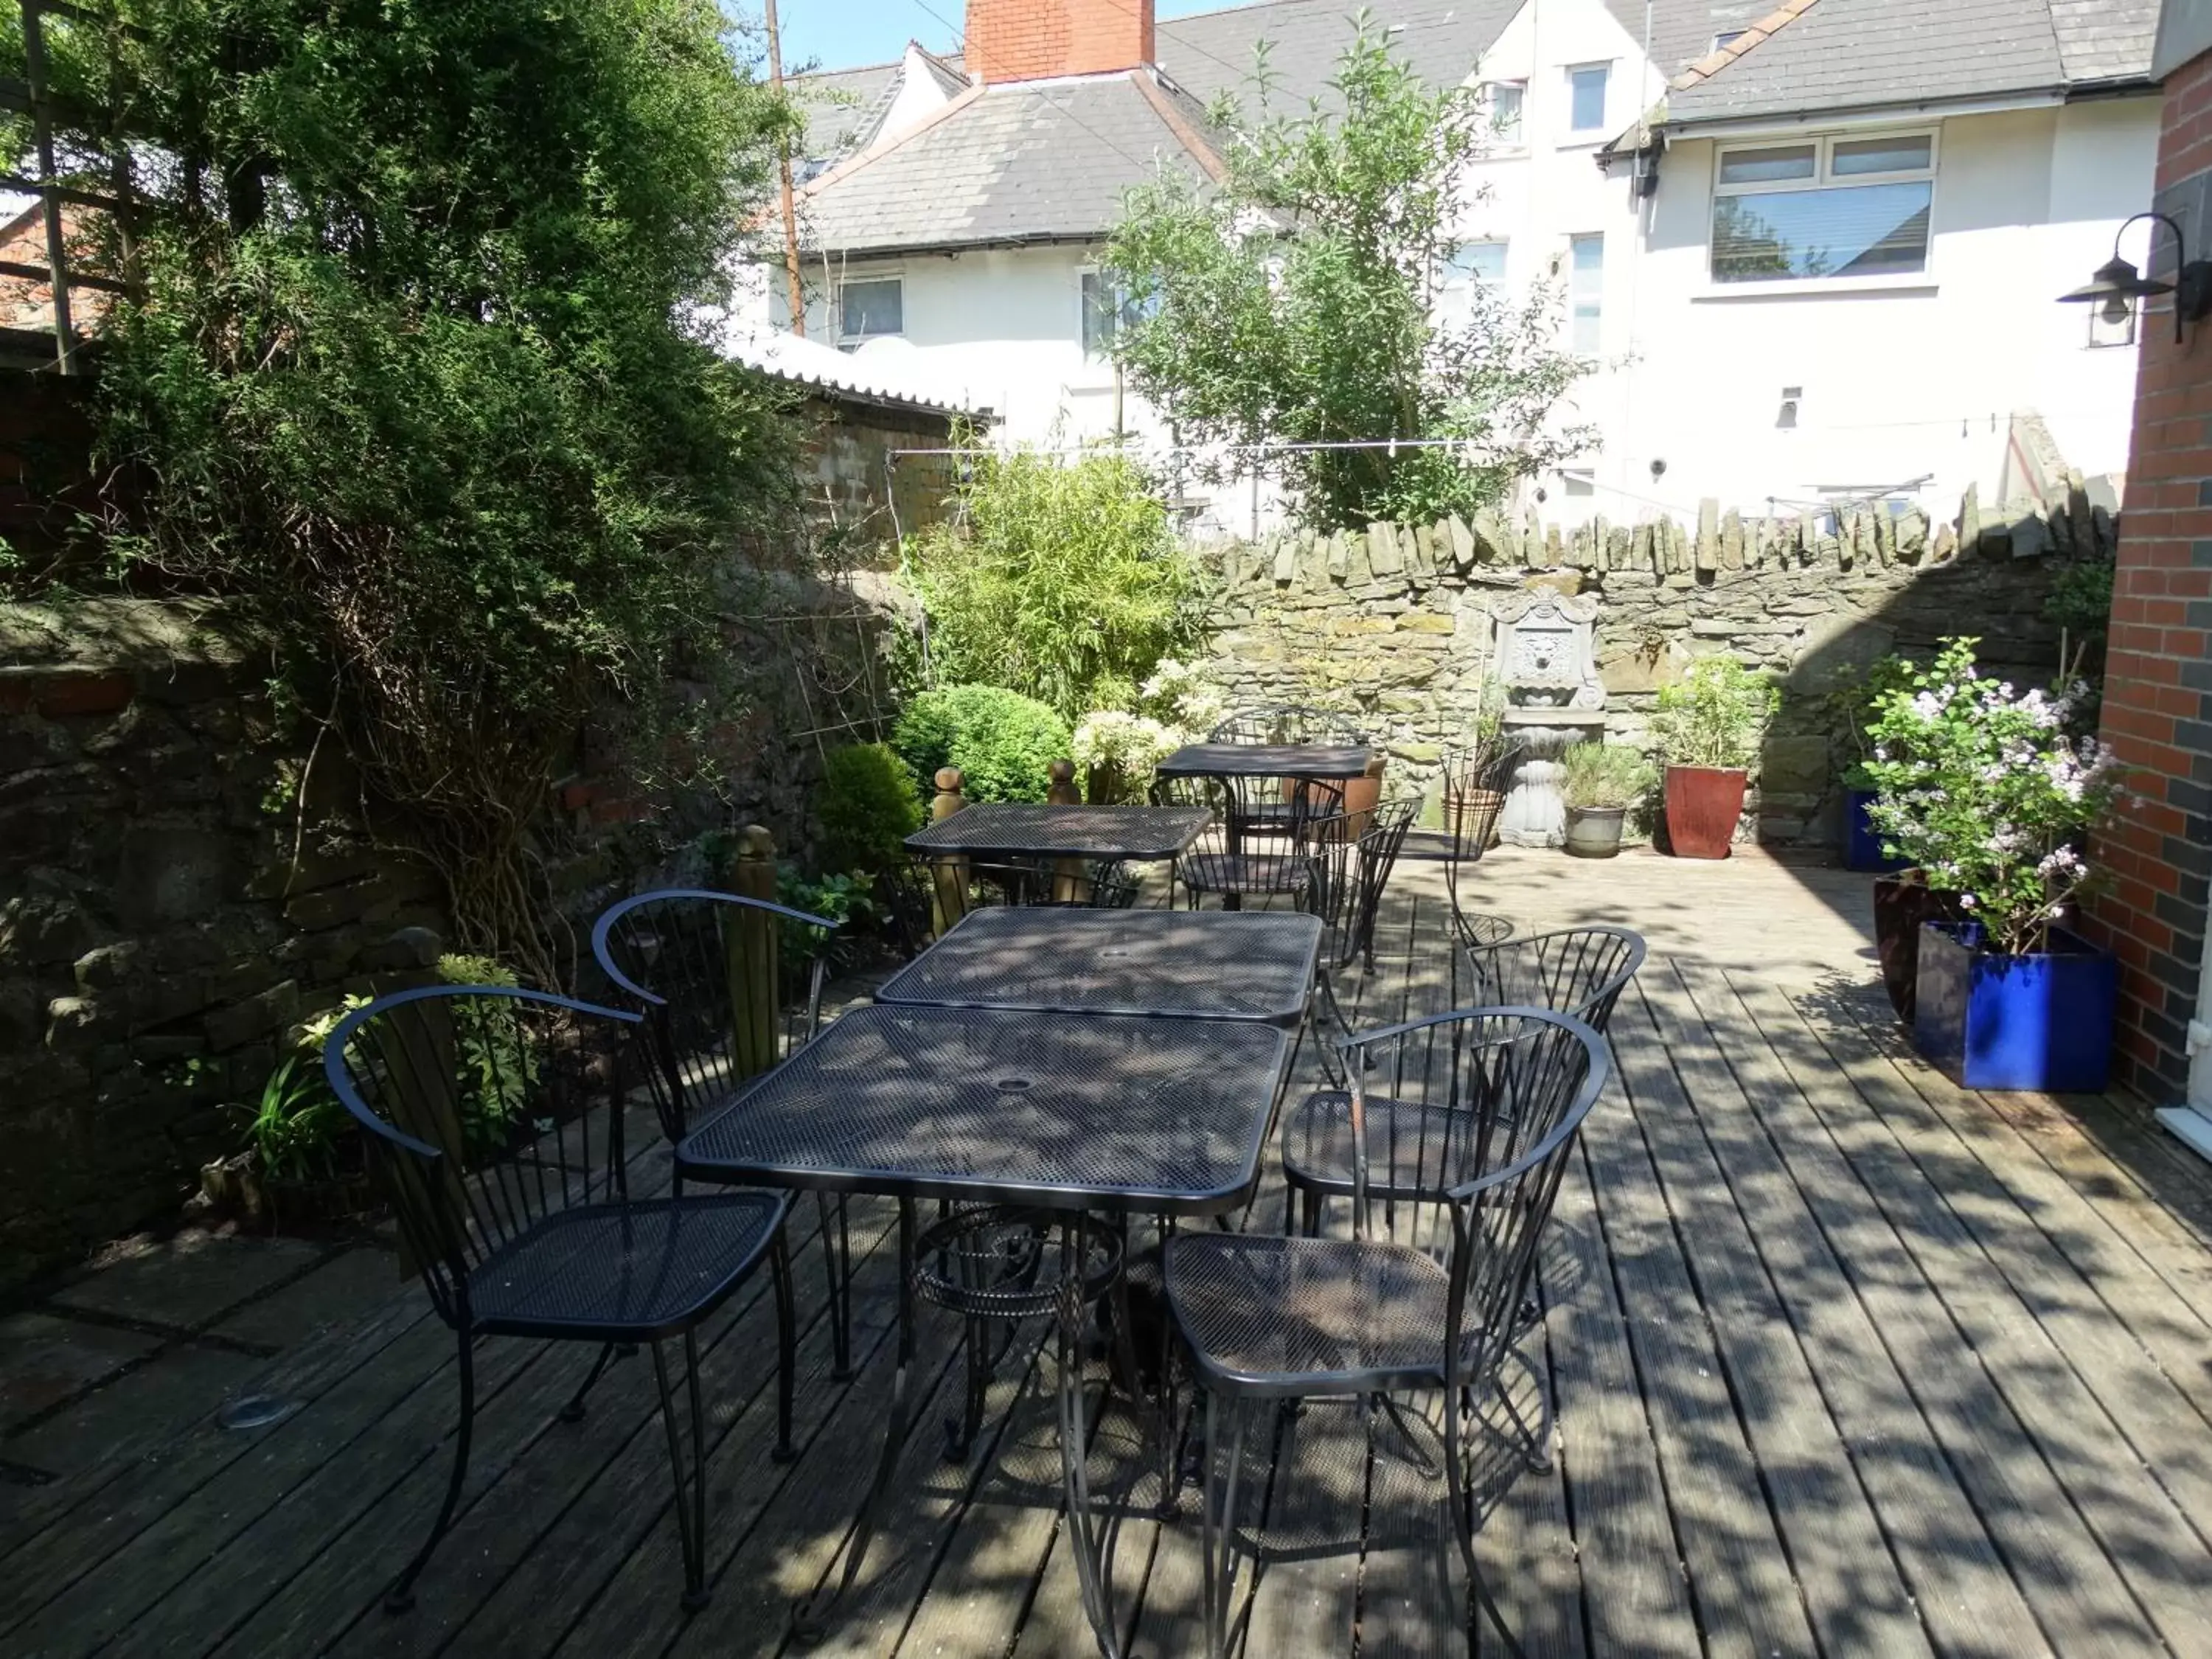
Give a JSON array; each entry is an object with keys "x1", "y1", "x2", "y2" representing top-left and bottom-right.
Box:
[
  {"x1": 1207, "y1": 706, "x2": 1371, "y2": 747},
  {"x1": 324, "y1": 985, "x2": 660, "y2": 1326},
  {"x1": 590, "y1": 889, "x2": 837, "y2": 1139},
  {"x1": 1154, "y1": 771, "x2": 1350, "y2": 904},
  {"x1": 1461, "y1": 925, "x2": 1647, "y2": 1033},
  {"x1": 1314, "y1": 796, "x2": 1418, "y2": 966},
  {"x1": 1338, "y1": 1006, "x2": 1606, "y2": 1393}
]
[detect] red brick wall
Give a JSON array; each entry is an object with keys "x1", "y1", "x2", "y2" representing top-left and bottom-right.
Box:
[
  {"x1": 964, "y1": 0, "x2": 1152, "y2": 83},
  {"x1": 2086, "y1": 49, "x2": 2212, "y2": 1097}
]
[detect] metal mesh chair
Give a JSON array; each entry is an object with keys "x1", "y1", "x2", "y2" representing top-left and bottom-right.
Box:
[
  {"x1": 1207, "y1": 706, "x2": 1372, "y2": 746},
  {"x1": 590, "y1": 889, "x2": 854, "y2": 1380},
  {"x1": 1285, "y1": 926, "x2": 1644, "y2": 1226},
  {"x1": 898, "y1": 853, "x2": 1143, "y2": 942},
  {"x1": 1398, "y1": 734, "x2": 1522, "y2": 950},
  {"x1": 1164, "y1": 1008, "x2": 1608, "y2": 1659},
  {"x1": 1315, "y1": 796, "x2": 1419, "y2": 971},
  {"x1": 324, "y1": 985, "x2": 793, "y2": 1615},
  {"x1": 1155, "y1": 771, "x2": 1347, "y2": 911}
]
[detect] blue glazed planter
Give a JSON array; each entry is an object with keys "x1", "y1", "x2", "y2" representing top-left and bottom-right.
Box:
[
  {"x1": 1913, "y1": 921, "x2": 2117, "y2": 1092},
  {"x1": 1843, "y1": 788, "x2": 1908, "y2": 873}
]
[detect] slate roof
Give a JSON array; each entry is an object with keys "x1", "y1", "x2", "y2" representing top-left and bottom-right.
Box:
[
  {"x1": 1155, "y1": 0, "x2": 1514, "y2": 111},
  {"x1": 795, "y1": 63, "x2": 902, "y2": 164},
  {"x1": 1662, "y1": 0, "x2": 2156, "y2": 127},
  {"x1": 796, "y1": 70, "x2": 1224, "y2": 258}
]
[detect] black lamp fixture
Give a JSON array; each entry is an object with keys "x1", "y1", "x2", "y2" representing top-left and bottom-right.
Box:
[{"x1": 2059, "y1": 210, "x2": 2212, "y2": 342}]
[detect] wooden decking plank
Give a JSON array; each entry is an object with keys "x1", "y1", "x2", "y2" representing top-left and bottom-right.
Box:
[
  {"x1": 1359, "y1": 1394, "x2": 1468, "y2": 1659},
  {"x1": 1577, "y1": 1040, "x2": 1817, "y2": 1659},
  {"x1": 1537, "y1": 1136, "x2": 1698, "y2": 1659},
  {"x1": 1666, "y1": 959, "x2": 2051, "y2": 1658},
  {"x1": 1614, "y1": 973, "x2": 1930, "y2": 1656},
  {"x1": 221, "y1": 1203, "x2": 872, "y2": 1659},
  {"x1": 1739, "y1": 977, "x2": 2182, "y2": 1655},
  {"x1": 1239, "y1": 1397, "x2": 1364, "y2": 1659}
]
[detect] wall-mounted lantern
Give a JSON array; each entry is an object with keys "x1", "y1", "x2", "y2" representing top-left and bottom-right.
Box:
[{"x1": 2059, "y1": 211, "x2": 2212, "y2": 344}]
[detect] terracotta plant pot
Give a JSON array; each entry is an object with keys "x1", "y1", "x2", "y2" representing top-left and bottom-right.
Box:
[
  {"x1": 1872, "y1": 870, "x2": 1961, "y2": 1023},
  {"x1": 1563, "y1": 804, "x2": 1626, "y2": 858},
  {"x1": 1662, "y1": 765, "x2": 1747, "y2": 860}
]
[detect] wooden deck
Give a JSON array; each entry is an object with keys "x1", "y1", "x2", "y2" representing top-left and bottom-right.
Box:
[{"x1": 8, "y1": 847, "x2": 2212, "y2": 1658}]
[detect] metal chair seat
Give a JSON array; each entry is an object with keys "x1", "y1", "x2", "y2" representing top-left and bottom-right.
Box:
[
  {"x1": 469, "y1": 1191, "x2": 789, "y2": 1340},
  {"x1": 1164, "y1": 1231, "x2": 1470, "y2": 1397},
  {"x1": 1180, "y1": 850, "x2": 1315, "y2": 897},
  {"x1": 1277, "y1": 1088, "x2": 1490, "y2": 1203}
]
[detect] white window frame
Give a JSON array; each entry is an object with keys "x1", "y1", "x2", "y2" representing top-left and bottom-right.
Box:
[
  {"x1": 1078, "y1": 266, "x2": 1155, "y2": 361},
  {"x1": 1708, "y1": 128, "x2": 1938, "y2": 288},
  {"x1": 1481, "y1": 80, "x2": 1526, "y2": 150},
  {"x1": 1560, "y1": 469, "x2": 1596, "y2": 498},
  {"x1": 1568, "y1": 233, "x2": 1603, "y2": 356},
  {"x1": 835, "y1": 274, "x2": 904, "y2": 346},
  {"x1": 1565, "y1": 63, "x2": 1610, "y2": 135}
]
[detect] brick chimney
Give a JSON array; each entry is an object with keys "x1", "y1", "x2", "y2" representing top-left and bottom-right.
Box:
[{"x1": 965, "y1": 0, "x2": 1155, "y2": 84}]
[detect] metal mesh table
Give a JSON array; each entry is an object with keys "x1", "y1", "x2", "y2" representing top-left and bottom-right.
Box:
[
  {"x1": 904, "y1": 802, "x2": 1210, "y2": 860},
  {"x1": 677, "y1": 1004, "x2": 1289, "y2": 1658},
  {"x1": 678, "y1": 1004, "x2": 1289, "y2": 1214},
  {"x1": 872, "y1": 908, "x2": 1322, "y2": 1024},
  {"x1": 1155, "y1": 742, "x2": 1372, "y2": 780}
]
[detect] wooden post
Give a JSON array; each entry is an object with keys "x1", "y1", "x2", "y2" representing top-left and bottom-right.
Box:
[
  {"x1": 726, "y1": 825, "x2": 780, "y2": 1081},
  {"x1": 928, "y1": 768, "x2": 968, "y2": 934},
  {"x1": 1046, "y1": 759, "x2": 1088, "y2": 902}
]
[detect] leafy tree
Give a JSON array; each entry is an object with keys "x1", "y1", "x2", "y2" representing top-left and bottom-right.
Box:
[
  {"x1": 901, "y1": 426, "x2": 1206, "y2": 720},
  {"x1": 4, "y1": 1, "x2": 804, "y2": 984},
  {"x1": 1105, "y1": 19, "x2": 1593, "y2": 531}
]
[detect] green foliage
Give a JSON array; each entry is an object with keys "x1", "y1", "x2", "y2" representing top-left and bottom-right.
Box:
[
  {"x1": 891, "y1": 684, "x2": 1073, "y2": 804},
  {"x1": 816, "y1": 742, "x2": 921, "y2": 875},
  {"x1": 1105, "y1": 22, "x2": 1593, "y2": 531},
  {"x1": 1863, "y1": 639, "x2": 2124, "y2": 955},
  {"x1": 775, "y1": 866, "x2": 878, "y2": 984},
  {"x1": 1832, "y1": 654, "x2": 1920, "y2": 787},
  {"x1": 902, "y1": 429, "x2": 1205, "y2": 719},
  {"x1": 434, "y1": 953, "x2": 532, "y2": 1152},
  {"x1": 1652, "y1": 656, "x2": 1778, "y2": 771},
  {"x1": 234, "y1": 1056, "x2": 352, "y2": 1183},
  {"x1": 2043, "y1": 554, "x2": 2115, "y2": 690},
  {"x1": 19, "y1": 0, "x2": 806, "y2": 984},
  {"x1": 1560, "y1": 742, "x2": 1655, "y2": 810}
]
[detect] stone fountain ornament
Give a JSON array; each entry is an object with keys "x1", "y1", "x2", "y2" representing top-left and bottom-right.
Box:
[{"x1": 1492, "y1": 585, "x2": 1607, "y2": 846}]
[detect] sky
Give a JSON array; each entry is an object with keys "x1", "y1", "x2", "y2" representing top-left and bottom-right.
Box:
[{"x1": 731, "y1": 0, "x2": 1239, "y2": 76}]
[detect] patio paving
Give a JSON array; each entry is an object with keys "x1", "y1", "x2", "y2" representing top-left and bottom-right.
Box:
[{"x1": 5, "y1": 846, "x2": 2212, "y2": 1657}]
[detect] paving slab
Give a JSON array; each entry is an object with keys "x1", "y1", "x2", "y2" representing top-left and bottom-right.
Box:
[
  {"x1": 46, "y1": 1229, "x2": 324, "y2": 1332},
  {"x1": 0, "y1": 1312, "x2": 161, "y2": 1432},
  {"x1": 210, "y1": 1248, "x2": 407, "y2": 1350},
  {"x1": 0, "y1": 1343, "x2": 266, "y2": 1477}
]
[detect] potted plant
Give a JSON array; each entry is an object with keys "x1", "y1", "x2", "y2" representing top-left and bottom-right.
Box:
[
  {"x1": 1834, "y1": 655, "x2": 1915, "y2": 872},
  {"x1": 1559, "y1": 742, "x2": 1654, "y2": 858},
  {"x1": 1863, "y1": 639, "x2": 2124, "y2": 1090},
  {"x1": 1652, "y1": 655, "x2": 1778, "y2": 860},
  {"x1": 208, "y1": 1001, "x2": 375, "y2": 1227}
]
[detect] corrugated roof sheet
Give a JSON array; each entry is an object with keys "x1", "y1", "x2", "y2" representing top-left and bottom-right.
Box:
[
  {"x1": 723, "y1": 326, "x2": 984, "y2": 415},
  {"x1": 796, "y1": 71, "x2": 1220, "y2": 257}
]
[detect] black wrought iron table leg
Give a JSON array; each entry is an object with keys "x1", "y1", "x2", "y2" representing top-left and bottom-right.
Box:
[
  {"x1": 792, "y1": 1195, "x2": 917, "y2": 1643},
  {"x1": 1056, "y1": 1215, "x2": 1125, "y2": 1659}
]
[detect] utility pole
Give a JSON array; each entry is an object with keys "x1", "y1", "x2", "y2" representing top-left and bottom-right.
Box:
[{"x1": 765, "y1": 0, "x2": 808, "y2": 336}]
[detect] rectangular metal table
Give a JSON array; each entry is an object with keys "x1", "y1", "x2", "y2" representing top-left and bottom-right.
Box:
[
  {"x1": 873, "y1": 905, "x2": 1322, "y2": 1025},
  {"x1": 675, "y1": 1004, "x2": 1290, "y2": 1658},
  {"x1": 904, "y1": 801, "x2": 1210, "y2": 860},
  {"x1": 1154, "y1": 742, "x2": 1372, "y2": 781}
]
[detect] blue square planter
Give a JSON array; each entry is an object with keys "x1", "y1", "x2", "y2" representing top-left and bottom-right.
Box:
[
  {"x1": 1913, "y1": 921, "x2": 2117, "y2": 1092},
  {"x1": 1843, "y1": 787, "x2": 1909, "y2": 873}
]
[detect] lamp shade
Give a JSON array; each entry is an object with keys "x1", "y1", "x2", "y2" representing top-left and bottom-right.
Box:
[{"x1": 2059, "y1": 254, "x2": 2174, "y2": 305}]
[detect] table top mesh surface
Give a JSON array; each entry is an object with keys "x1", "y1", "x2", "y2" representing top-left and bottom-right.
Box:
[
  {"x1": 677, "y1": 1005, "x2": 1289, "y2": 1214},
  {"x1": 872, "y1": 908, "x2": 1322, "y2": 1023},
  {"x1": 904, "y1": 802, "x2": 1210, "y2": 859},
  {"x1": 1155, "y1": 743, "x2": 1373, "y2": 779}
]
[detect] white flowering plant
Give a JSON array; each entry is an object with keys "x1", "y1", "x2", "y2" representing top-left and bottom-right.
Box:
[
  {"x1": 1862, "y1": 638, "x2": 2125, "y2": 957},
  {"x1": 1071, "y1": 658, "x2": 1231, "y2": 801}
]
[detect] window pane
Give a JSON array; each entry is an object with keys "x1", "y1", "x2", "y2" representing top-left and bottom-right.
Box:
[
  {"x1": 1082, "y1": 271, "x2": 1113, "y2": 356},
  {"x1": 1717, "y1": 144, "x2": 1816, "y2": 185},
  {"x1": 1562, "y1": 472, "x2": 1596, "y2": 498},
  {"x1": 1571, "y1": 234, "x2": 1601, "y2": 352},
  {"x1": 840, "y1": 278, "x2": 902, "y2": 338},
  {"x1": 1447, "y1": 242, "x2": 1508, "y2": 284},
  {"x1": 1711, "y1": 181, "x2": 1930, "y2": 282},
  {"x1": 1831, "y1": 135, "x2": 1933, "y2": 176},
  {"x1": 1489, "y1": 83, "x2": 1524, "y2": 143},
  {"x1": 1569, "y1": 66, "x2": 1607, "y2": 132}
]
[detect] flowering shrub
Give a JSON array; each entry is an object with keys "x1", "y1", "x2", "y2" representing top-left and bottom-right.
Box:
[
  {"x1": 1068, "y1": 658, "x2": 1229, "y2": 801},
  {"x1": 1862, "y1": 639, "x2": 2124, "y2": 956},
  {"x1": 1073, "y1": 711, "x2": 1182, "y2": 797}
]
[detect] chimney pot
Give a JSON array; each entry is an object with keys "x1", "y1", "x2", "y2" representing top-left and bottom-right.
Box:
[{"x1": 964, "y1": 0, "x2": 1155, "y2": 84}]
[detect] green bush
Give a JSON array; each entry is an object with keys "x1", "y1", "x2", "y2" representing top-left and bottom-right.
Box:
[
  {"x1": 892, "y1": 685, "x2": 1073, "y2": 804},
  {"x1": 816, "y1": 742, "x2": 922, "y2": 874},
  {"x1": 1652, "y1": 655, "x2": 1778, "y2": 771},
  {"x1": 900, "y1": 431, "x2": 1206, "y2": 719},
  {"x1": 1560, "y1": 743, "x2": 1655, "y2": 810}
]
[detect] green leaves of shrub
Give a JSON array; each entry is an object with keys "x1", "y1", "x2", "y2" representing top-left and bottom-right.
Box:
[
  {"x1": 891, "y1": 686, "x2": 1073, "y2": 805},
  {"x1": 816, "y1": 742, "x2": 922, "y2": 875}
]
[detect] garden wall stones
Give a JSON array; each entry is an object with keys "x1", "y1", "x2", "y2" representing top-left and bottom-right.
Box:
[{"x1": 1200, "y1": 487, "x2": 2115, "y2": 846}]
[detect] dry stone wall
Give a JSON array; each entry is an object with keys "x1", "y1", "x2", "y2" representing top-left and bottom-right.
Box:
[{"x1": 1201, "y1": 484, "x2": 2117, "y2": 844}]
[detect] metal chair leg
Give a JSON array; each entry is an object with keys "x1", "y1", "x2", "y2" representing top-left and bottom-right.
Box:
[
  {"x1": 1445, "y1": 1381, "x2": 1529, "y2": 1659},
  {"x1": 651, "y1": 1332, "x2": 713, "y2": 1613},
  {"x1": 558, "y1": 1340, "x2": 620, "y2": 1424},
  {"x1": 385, "y1": 1326, "x2": 475, "y2": 1613},
  {"x1": 817, "y1": 1192, "x2": 854, "y2": 1381},
  {"x1": 770, "y1": 1228, "x2": 798, "y2": 1464},
  {"x1": 1199, "y1": 1390, "x2": 1253, "y2": 1659}
]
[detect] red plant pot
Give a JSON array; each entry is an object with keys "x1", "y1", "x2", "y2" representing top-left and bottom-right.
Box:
[{"x1": 1663, "y1": 765, "x2": 1747, "y2": 860}]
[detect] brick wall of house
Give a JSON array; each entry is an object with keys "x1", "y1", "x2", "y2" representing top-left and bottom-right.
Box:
[
  {"x1": 964, "y1": 0, "x2": 1152, "y2": 83},
  {"x1": 2085, "y1": 48, "x2": 2212, "y2": 1099}
]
